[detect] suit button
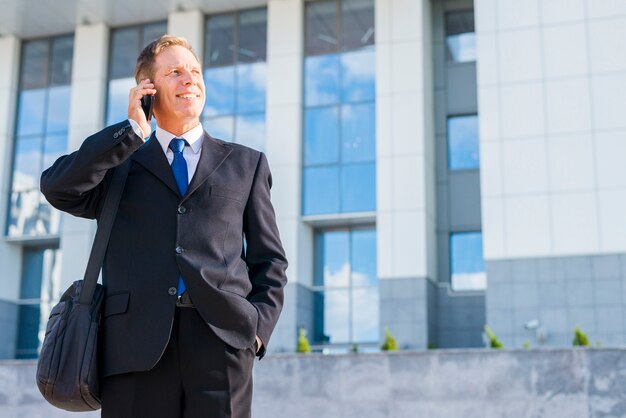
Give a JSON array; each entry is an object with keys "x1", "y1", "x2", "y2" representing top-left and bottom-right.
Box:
[
  {"x1": 177, "y1": 206, "x2": 187, "y2": 214},
  {"x1": 113, "y1": 133, "x2": 119, "y2": 139},
  {"x1": 168, "y1": 287, "x2": 177, "y2": 296},
  {"x1": 175, "y1": 246, "x2": 184, "y2": 254}
]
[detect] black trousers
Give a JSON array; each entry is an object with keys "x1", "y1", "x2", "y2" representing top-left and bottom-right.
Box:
[{"x1": 100, "y1": 307, "x2": 255, "y2": 418}]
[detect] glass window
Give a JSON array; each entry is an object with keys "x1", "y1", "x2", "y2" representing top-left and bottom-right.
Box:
[
  {"x1": 448, "y1": 114, "x2": 479, "y2": 170},
  {"x1": 304, "y1": 106, "x2": 339, "y2": 165},
  {"x1": 202, "y1": 9, "x2": 268, "y2": 151},
  {"x1": 8, "y1": 35, "x2": 74, "y2": 238},
  {"x1": 306, "y1": 0, "x2": 339, "y2": 56},
  {"x1": 205, "y1": 14, "x2": 236, "y2": 67},
  {"x1": 20, "y1": 40, "x2": 49, "y2": 89},
  {"x1": 340, "y1": 48, "x2": 375, "y2": 103},
  {"x1": 303, "y1": 166, "x2": 340, "y2": 215},
  {"x1": 303, "y1": 0, "x2": 375, "y2": 217},
  {"x1": 236, "y1": 63, "x2": 266, "y2": 113},
  {"x1": 341, "y1": 102, "x2": 375, "y2": 163},
  {"x1": 238, "y1": 9, "x2": 268, "y2": 63},
  {"x1": 313, "y1": 228, "x2": 378, "y2": 346},
  {"x1": 450, "y1": 232, "x2": 486, "y2": 291},
  {"x1": 235, "y1": 113, "x2": 266, "y2": 152},
  {"x1": 16, "y1": 247, "x2": 61, "y2": 358},
  {"x1": 341, "y1": 0, "x2": 375, "y2": 51},
  {"x1": 204, "y1": 66, "x2": 236, "y2": 117},
  {"x1": 304, "y1": 54, "x2": 340, "y2": 107},
  {"x1": 341, "y1": 162, "x2": 376, "y2": 212},
  {"x1": 50, "y1": 36, "x2": 74, "y2": 86},
  {"x1": 16, "y1": 89, "x2": 46, "y2": 136},
  {"x1": 45, "y1": 86, "x2": 71, "y2": 133},
  {"x1": 109, "y1": 27, "x2": 141, "y2": 80},
  {"x1": 446, "y1": 10, "x2": 476, "y2": 63}
]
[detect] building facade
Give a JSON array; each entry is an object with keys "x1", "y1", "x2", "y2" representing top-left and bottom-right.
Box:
[{"x1": 0, "y1": 0, "x2": 624, "y2": 359}]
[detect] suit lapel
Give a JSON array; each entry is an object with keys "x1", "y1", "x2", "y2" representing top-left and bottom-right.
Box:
[
  {"x1": 184, "y1": 132, "x2": 232, "y2": 202},
  {"x1": 132, "y1": 134, "x2": 181, "y2": 197}
]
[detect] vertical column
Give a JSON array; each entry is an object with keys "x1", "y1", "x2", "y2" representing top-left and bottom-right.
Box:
[
  {"x1": 0, "y1": 35, "x2": 23, "y2": 357},
  {"x1": 168, "y1": 10, "x2": 204, "y2": 60},
  {"x1": 264, "y1": 0, "x2": 304, "y2": 352},
  {"x1": 376, "y1": 0, "x2": 436, "y2": 348},
  {"x1": 58, "y1": 23, "x2": 110, "y2": 289}
]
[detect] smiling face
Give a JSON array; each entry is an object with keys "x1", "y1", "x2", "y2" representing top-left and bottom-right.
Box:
[{"x1": 151, "y1": 45, "x2": 205, "y2": 135}]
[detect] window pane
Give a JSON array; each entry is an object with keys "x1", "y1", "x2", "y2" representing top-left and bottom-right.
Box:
[
  {"x1": 110, "y1": 27, "x2": 140, "y2": 79},
  {"x1": 321, "y1": 230, "x2": 350, "y2": 287},
  {"x1": 203, "y1": 67, "x2": 236, "y2": 117},
  {"x1": 238, "y1": 8, "x2": 267, "y2": 63},
  {"x1": 12, "y1": 137, "x2": 42, "y2": 192},
  {"x1": 450, "y1": 232, "x2": 486, "y2": 291},
  {"x1": 447, "y1": 33, "x2": 476, "y2": 62},
  {"x1": 7, "y1": 189, "x2": 41, "y2": 236},
  {"x1": 448, "y1": 115, "x2": 479, "y2": 170},
  {"x1": 43, "y1": 134, "x2": 67, "y2": 170},
  {"x1": 341, "y1": 0, "x2": 375, "y2": 51},
  {"x1": 235, "y1": 113, "x2": 265, "y2": 152},
  {"x1": 352, "y1": 287, "x2": 379, "y2": 341},
  {"x1": 340, "y1": 48, "x2": 375, "y2": 103},
  {"x1": 317, "y1": 289, "x2": 350, "y2": 343},
  {"x1": 303, "y1": 166, "x2": 340, "y2": 215},
  {"x1": 49, "y1": 36, "x2": 74, "y2": 86},
  {"x1": 141, "y1": 22, "x2": 167, "y2": 48},
  {"x1": 446, "y1": 10, "x2": 476, "y2": 62},
  {"x1": 204, "y1": 115, "x2": 234, "y2": 140},
  {"x1": 351, "y1": 229, "x2": 377, "y2": 286},
  {"x1": 341, "y1": 163, "x2": 376, "y2": 212},
  {"x1": 306, "y1": 0, "x2": 338, "y2": 55},
  {"x1": 16, "y1": 89, "x2": 46, "y2": 136},
  {"x1": 206, "y1": 14, "x2": 236, "y2": 67},
  {"x1": 45, "y1": 86, "x2": 71, "y2": 133},
  {"x1": 106, "y1": 78, "x2": 135, "y2": 126},
  {"x1": 21, "y1": 40, "x2": 49, "y2": 89},
  {"x1": 304, "y1": 106, "x2": 339, "y2": 166},
  {"x1": 305, "y1": 54, "x2": 340, "y2": 107},
  {"x1": 446, "y1": 10, "x2": 475, "y2": 36},
  {"x1": 341, "y1": 102, "x2": 375, "y2": 163},
  {"x1": 38, "y1": 194, "x2": 60, "y2": 235},
  {"x1": 236, "y1": 63, "x2": 266, "y2": 113}
]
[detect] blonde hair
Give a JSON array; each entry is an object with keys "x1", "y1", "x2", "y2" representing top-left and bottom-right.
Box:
[{"x1": 134, "y1": 34, "x2": 201, "y2": 83}]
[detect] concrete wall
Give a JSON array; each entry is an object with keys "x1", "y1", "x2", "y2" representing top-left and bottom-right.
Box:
[{"x1": 2, "y1": 349, "x2": 625, "y2": 418}]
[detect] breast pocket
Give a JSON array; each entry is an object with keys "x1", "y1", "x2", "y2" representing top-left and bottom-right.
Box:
[{"x1": 210, "y1": 185, "x2": 244, "y2": 204}]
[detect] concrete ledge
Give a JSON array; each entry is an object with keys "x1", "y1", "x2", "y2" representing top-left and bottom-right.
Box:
[{"x1": 2, "y1": 349, "x2": 625, "y2": 417}]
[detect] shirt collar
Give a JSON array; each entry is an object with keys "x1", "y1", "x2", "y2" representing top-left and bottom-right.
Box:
[{"x1": 155, "y1": 122, "x2": 204, "y2": 155}]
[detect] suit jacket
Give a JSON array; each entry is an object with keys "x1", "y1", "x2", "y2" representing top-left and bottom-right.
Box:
[{"x1": 40, "y1": 120, "x2": 288, "y2": 378}]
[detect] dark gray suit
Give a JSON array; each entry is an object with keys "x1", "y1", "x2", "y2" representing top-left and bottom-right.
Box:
[{"x1": 41, "y1": 120, "x2": 288, "y2": 416}]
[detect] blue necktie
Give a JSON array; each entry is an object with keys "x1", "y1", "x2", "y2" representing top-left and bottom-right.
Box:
[{"x1": 169, "y1": 137, "x2": 188, "y2": 295}]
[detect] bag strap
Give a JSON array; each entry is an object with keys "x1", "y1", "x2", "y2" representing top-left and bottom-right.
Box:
[{"x1": 78, "y1": 159, "x2": 131, "y2": 305}]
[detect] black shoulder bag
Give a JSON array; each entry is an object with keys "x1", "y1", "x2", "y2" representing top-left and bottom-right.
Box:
[{"x1": 36, "y1": 160, "x2": 131, "y2": 411}]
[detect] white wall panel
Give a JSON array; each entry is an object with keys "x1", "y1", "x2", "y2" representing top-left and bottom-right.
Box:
[
  {"x1": 550, "y1": 192, "x2": 599, "y2": 254},
  {"x1": 542, "y1": 23, "x2": 588, "y2": 78},
  {"x1": 547, "y1": 134, "x2": 595, "y2": 192}
]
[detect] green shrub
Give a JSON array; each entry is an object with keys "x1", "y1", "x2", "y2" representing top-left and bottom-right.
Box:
[
  {"x1": 572, "y1": 327, "x2": 590, "y2": 347},
  {"x1": 484, "y1": 325, "x2": 503, "y2": 349},
  {"x1": 381, "y1": 326, "x2": 398, "y2": 351},
  {"x1": 297, "y1": 327, "x2": 312, "y2": 353}
]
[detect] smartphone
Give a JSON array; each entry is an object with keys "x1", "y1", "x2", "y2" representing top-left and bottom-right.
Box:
[{"x1": 141, "y1": 94, "x2": 155, "y2": 122}]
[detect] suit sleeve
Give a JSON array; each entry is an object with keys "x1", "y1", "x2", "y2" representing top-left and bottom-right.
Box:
[
  {"x1": 243, "y1": 152, "x2": 288, "y2": 356},
  {"x1": 40, "y1": 121, "x2": 144, "y2": 219}
]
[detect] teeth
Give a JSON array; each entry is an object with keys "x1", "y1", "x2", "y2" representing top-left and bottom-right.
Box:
[{"x1": 178, "y1": 94, "x2": 196, "y2": 99}]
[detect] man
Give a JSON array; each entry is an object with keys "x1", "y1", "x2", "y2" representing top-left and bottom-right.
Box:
[{"x1": 40, "y1": 35, "x2": 288, "y2": 418}]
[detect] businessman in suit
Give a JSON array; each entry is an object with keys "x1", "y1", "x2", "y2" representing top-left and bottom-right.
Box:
[{"x1": 40, "y1": 35, "x2": 288, "y2": 418}]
